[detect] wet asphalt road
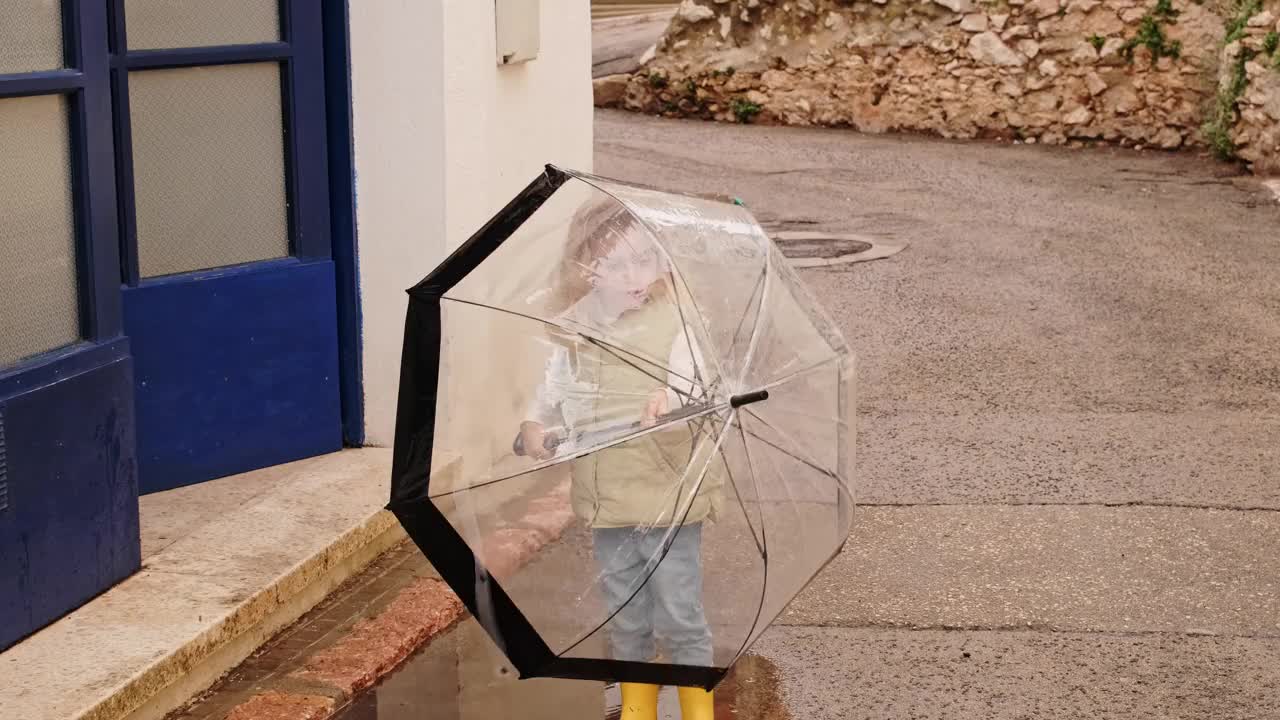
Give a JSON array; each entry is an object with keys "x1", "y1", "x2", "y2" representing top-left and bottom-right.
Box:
[{"x1": 594, "y1": 107, "x2": 1280, "y2": 719}]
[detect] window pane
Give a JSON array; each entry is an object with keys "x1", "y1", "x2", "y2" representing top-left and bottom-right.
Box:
[
  {"x1": 0, "y1": 94, "x2": 80, "y2": 367},
  {"x1": 125, "y1": 0, "x2": 280, "y2": 50},
  {"x1": 129, "y1": 63, "x2": 289, "y2": 278},
  {"x1": 0, "y1": 0, "x2": 64, "y2": 74}
]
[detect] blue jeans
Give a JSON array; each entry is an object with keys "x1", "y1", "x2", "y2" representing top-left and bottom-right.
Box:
[{"x1": 592, "y1": 523, "x2": 713, "y2": 666}]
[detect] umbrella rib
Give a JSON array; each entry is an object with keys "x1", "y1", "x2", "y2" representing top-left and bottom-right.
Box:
[
  {"x1": 735, "y1": 254, "x2": 773, "y2": 391},
  {"x1": 765, "y1": 243, "x2": 853, "y2": 358},
  {"x1": 439, "y1": 296, "x2": 708, "y2": 392},
  {"x1": 640, "y1": 421, "x2": 709, "y2": 528},
  {"x1": 748, "y1": 402, "x2": 844, "y2": 426},
  {"x1": 671, "y1": 285, "x2": 702, "y2": 399},
  {"x1": 755, "y1": 354, "x2": 843, "y2": 394},
  {"x1": 562, "y1": 171, "x2": 730, "y2": 387},
  {"x1": 727, "y1": 407, "x2": 855, "y2": 661},
  {"x1": 725, "y1": 413, "x2": 771, "y2": 669},
  {"x1": 554, "y1": 415, "x2": 735, "y2": 660},
  {"x1": 739, "y1": 418, "x2": 840, "y2": 485},
  {"x1": 720, "y1": 267, "x2": 767, "y2": 382},
  {"x1": 741, "y1": 410, "x2": 847, "y2": 514},
  {"x1": 744, "y1": 407, "x2": 841, "y2": 481},
  {"x1": 718, "y1": 414, "x2": 765, "y2": 558},
  {"x1": 584, "y1": 337, "x2": 698, "y2": 404},
  {"x1": 606, "y1": 223, "x2": 708, "y2": 397},
  {"x1": 427, "y1": 405, "x2": 731, "y2": 499}
]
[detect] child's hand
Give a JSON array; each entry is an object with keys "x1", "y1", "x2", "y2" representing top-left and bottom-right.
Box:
[
  {"x1": 641, "y1": 389, "x2": 669, "y2": 427},
  {"x1": 520, "y1": 421, "x2": 553, "y2": 460}
]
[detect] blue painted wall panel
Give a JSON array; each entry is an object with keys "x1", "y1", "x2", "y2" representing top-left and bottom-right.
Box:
[
  {"x1": 0, "y1": 357, "x2": 140, "y2": 651},
  {"x1": 123, "y1": 261, "x2": 343, "y2": 493}
]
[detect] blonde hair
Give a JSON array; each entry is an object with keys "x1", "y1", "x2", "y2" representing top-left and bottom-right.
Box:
[{"x1": 549, "y1": 196, "x2": 667, "y2": 315}]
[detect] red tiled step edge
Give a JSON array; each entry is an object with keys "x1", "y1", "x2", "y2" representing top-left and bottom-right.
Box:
[
  {"x1": 222, "y1": 480, "x2": 575, "y2": 720},
  {"x1": 225, "y1": 692, "x2": 335, "y2": 720},
  {"x1": 292, "y1": 577, "x2": 465, "y2": 695}
]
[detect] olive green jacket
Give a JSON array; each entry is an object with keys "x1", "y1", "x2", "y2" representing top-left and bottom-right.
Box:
[{"x1": 566, "y1": 298, "x2": 724, "y2": 529}]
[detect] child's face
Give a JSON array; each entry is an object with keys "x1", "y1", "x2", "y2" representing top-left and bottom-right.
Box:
[{"x1": 584, "y1": 239, "x2": 663, "y2": 310}]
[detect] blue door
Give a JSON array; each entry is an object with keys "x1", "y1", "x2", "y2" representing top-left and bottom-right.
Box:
[
  {"x1": 1, "y1": 0, "x2": 139, "y2": 650},
  {"x1": 110, "y1": 2, "x2": 343, "y2": 492},
  {"x1": 1, "y1": 0, "x2": 354, "y2": 650}
]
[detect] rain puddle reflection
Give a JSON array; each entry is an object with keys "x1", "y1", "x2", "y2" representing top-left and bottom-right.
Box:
[
  {"x1": 331, "y1": 619, "x2": 789, "y2": 719},
  {"x1": 332, "y1": 618, "x2": 603, "y2": 720}
]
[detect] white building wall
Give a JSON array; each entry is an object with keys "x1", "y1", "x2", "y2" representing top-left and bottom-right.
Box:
[
  {"x1": 440, "y1": 1, "x2": 595, "y2": 247},
  {"x1": 350, "y1": 0, "x2": 594, "y2": 447}
]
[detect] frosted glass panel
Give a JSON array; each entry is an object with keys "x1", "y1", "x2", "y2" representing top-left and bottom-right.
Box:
[
  {"x1": 0, "y1": 0, "x2": 64, "y2": 74},
  {"x1": 0, "y1": 94, "x2": 81, "y2": 367},
  {"x1": 129, "y1": 63, "x2": 289, "y2": 278},
  {"x1": 125, "y1": 0, "x2": 280, "y2": 50}
]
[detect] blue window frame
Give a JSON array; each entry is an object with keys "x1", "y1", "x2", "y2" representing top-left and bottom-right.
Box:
[
  {"x1": 108, "y1": 0, "x2": 333, "y2": 284},
  {"x1": 0, "y1": 0, "x2": 125, "y2": 394},
  {"x1": 106, "y1": 0, "x2": 352, "y2": 492}
]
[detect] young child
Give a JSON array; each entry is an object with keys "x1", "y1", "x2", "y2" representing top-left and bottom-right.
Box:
[{"x1": 519, "y1": 196, "x2": 720, "y2": 720}]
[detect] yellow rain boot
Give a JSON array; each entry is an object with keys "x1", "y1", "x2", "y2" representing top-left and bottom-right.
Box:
[
  {"x1": 677, "y1": 686, "x2": 715, "y2": 720},
  {"x1": 619, "y1": 682, "x2": 661, "y2": 720}
]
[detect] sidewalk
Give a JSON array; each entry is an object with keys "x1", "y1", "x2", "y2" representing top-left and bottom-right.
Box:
[
  {"x1": 166, "y1": 542, "x2": 605, "y2": 720},
  {"x1": 1, "y1": 449, "x2": 421, "y2": 720}
]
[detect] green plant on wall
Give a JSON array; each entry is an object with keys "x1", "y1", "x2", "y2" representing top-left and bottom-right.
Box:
[
  {"x1": 1088, "y1": 34, "x2": 1108, "y2": 51},
  {"x1": 1122, "y1": 0, "x2": 1183, "y2": 62},
  {"x1": 648, "y1": 71, "x2": 669, "y2": 89},
  {"x1": 731, "y1": 97, "x2": 763, "y2": 123},
  {"x1": 1204, "y1": 0, "x2": 1274, "y2": 159},
  {"x1": 684, "y1": 77, "x2": 698, "y2": 98},
  {"x1": 1264, "y1": 30, "x2": 1279, "y2": 56},
  {"x1": 1223, "y1": 0, "x2": 1261, "y2": 44},
  {"x1": 1204, "y1": 47, "x2": 1254, "y2": 158},
  {"x1": 1152, "y1": 0, "x2": 1178, "y2": 18}
]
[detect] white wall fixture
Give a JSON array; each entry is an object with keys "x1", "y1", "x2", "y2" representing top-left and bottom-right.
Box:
[{"x1": 495, "y1": 0, "x2": 540, "y2": 65}]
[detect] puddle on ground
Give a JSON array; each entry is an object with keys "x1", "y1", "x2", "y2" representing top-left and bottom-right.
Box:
[
  {"x1": 773, "y1": 234, "x2": 874, "y2": 260},
  {"x1": 327, "y1": 609, "x2": 788, "y2": 717},
  {"x1": 332, "y1": 620, "x2": 788, "y2": 719},
  {"x1": 717, "y1": 654, "x2": 791, "y2": 720},
  {"x1": 331, "y1": 618, "x2": 604, "y2": 720}
]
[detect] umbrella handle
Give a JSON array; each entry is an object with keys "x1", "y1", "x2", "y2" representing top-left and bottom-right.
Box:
[
  {"x1": 512, "y1": 429, "x2": 563, "y2": 457},
  {"x1": 512, "y1": 403, "x2": 715, "y2": 457}
]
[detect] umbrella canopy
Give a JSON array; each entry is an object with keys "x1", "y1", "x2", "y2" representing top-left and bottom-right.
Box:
[{"x1": 390, "y1": 165, "x2": 855, "y2": 689}]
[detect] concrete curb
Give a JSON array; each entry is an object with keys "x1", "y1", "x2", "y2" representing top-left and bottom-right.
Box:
[
  {"x1": 1, "y1": 449, "x2": 419, "y2": 720},
  {"x1": 115, "y1": 513, "x2": 409, "y2": 720},
  {"x1": 219, "y1": 480, "x2": 576, "y2": 720}
]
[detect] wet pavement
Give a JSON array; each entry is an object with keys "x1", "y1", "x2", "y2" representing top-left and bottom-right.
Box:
[{"x1": 593, "y1": 103, "x2": 1280, "y2": 718}]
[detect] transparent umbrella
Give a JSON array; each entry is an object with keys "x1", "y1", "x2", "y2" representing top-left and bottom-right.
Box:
[{"x1": 389, "y1": 165, "x2": 855, "y2": 689}]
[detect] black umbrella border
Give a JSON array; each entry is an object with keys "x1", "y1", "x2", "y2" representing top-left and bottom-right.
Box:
[{"x1": 387, "y1": 165, "x2": 855, "y2": 690}]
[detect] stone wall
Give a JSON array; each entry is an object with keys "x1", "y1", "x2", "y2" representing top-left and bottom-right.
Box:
[
  {"x1": 611, "y1": 0, "x2": 1280, "y2": 173},
  {"x1": 1226, "y1": 8, "x2": 1280, "y2": 173}
]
